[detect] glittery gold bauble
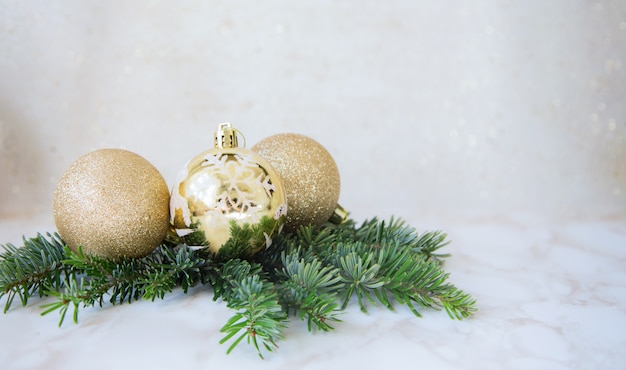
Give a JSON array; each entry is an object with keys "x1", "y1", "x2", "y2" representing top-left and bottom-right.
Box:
[
  {"x1": 53, "y1": 149, "x2": 170, "y2": 259},
  {"x1": 170, "y1": 123, "x2": 287, "y2": 258},
  {"x1": 251, "y1": 133, "x2": 341, "y2": 231}
]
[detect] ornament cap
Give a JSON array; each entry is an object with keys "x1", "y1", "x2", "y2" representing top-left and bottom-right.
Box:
[
  {"x1": 214, "y1": 122, "x2": 245, "y2": 149},
  {"x1": 328, "y1": 203, "x2": 348, "y2": 224}
]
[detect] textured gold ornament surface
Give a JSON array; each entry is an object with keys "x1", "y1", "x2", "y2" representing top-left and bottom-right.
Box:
[
  {"x1": 53, "y1": 149, "x2": 170, "y2": 259},
  {"x1": 170, "y1": 123, "x2": 287, "y2": 257},
  {"x1": 252, "y1": 133, "x2": 340, "y2": 231}
]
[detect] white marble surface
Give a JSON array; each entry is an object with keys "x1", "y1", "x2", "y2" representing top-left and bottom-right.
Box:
[{"x1": 1, "y1": 213, "x2": 625, "y2": 369}]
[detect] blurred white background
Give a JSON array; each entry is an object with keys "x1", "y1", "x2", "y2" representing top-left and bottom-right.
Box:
[{"x1": 1, "y1": 0, "x2": 625, "y2": 226}]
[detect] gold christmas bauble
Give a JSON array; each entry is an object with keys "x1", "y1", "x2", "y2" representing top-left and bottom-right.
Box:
[
  {"x1": 53, "y1": 149, "x2": 170, "y2": 259},
  {"x1": 170, "y1": 123, "x2": 287, "y2": 258},
  {"x1": 251, "y1": 133, "x2": 340, "y2": 231}
]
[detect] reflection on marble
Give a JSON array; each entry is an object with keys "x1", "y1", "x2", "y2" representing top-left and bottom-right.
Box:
[{"x1": 1, "y1": 213, "x2": 625, "y2": 370}]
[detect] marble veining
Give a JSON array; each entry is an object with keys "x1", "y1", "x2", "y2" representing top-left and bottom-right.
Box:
[{"x1": 1, "y1": 214, "x2": 624, "y2": 369}]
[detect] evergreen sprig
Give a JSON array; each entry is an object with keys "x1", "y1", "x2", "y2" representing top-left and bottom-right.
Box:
[
  {"x1": 275, "y1": 252, "x2": 343, "y2": 330},
  {"x1": 45, "y1": 245, "x2": 212, "y2": 326},
  {"x1": 0, "y1": 233, "x2": 69, "y2": 313},
  {"x1": 219, "y1": 274, "x2": 288, "y2": 359},
  {"x1": 0, "y1": 217, "x2": 477, "y2": 359}
]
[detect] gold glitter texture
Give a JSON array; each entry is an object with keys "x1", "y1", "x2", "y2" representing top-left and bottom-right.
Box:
[
  {"x1": 252, "y1": 133, "x2": 340, "y2": 231},
  {"x1": 53, "y1": 149, "x2": 170, "y2": 259}
]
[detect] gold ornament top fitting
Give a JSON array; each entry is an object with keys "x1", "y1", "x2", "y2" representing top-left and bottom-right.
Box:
[
  {"x1": 328, "y1": 203, "x2": 348, "y2": 224},
  {"x1": 214, "y1": 122, "x2": 246, "y2": 149}
]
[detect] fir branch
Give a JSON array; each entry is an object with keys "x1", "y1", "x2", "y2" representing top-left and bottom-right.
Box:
[
  {"x1": 0, "y1": 216, "x2": 477, "y2": 359},
  {"x1": 216, "y1": 223, "x2": 261, "y2": 261},
  {"x1": 428, "y1": 281, "x2": 477, "y2": 320},
  {"x1": 293, "y1": 225, "x2": 339, "y2": 252},
  {"x1": 211, "y1": 258, "x2": 264, "y2": 302},
  {"x1": 306, "y1": 220, "x2": 476, "y2": 319},
  {"x1": 0, "y1": 233, "x2": 69, "y2": 313},
  {"x1": 216, "y1": 217, "x2": 283, "y2": 261},
  {"x1": 274, "y1": 252, "x2": 343, "y2": 331},
  {"x1": 354, "y1": 217, "x2": 451, "y2": 262},
  {"x1": 140, "y1": 245, "x2": 212, "y2": 301},
  {"x1": 39, "y1": 274, "x2": 85, "y2": 326},
  {"x1": 298, "y1": 291, "x2": 341, "y2": 332},
  {"x1": 412, "y1": 230, "x2": 451, "y2": 262},
  {"x1": 39, "y1": 244, "x2": 213, "y2": 325},
  {"x1": 279, "y1": 252, "x2": 343, "y2": 296},
  {"x1": 212, "y1": 258, "x2": 288, "y2": 358},
  {"x1": 219, "y1": 274, "x2": 287, "y2": 359},
  {"x1": 375, "y1": 246, "x2": 467, "y2": 317},
  {"x1": 336, "y1": 248, "x2": 385, "y2": 312},
  {"x1": 61, "y1": 246, "x2": 147, "y2": 306}
]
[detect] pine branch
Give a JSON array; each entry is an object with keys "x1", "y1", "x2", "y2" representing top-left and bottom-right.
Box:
[
  {"x1": 39, "y1": 274, "x2": 85, "y2": 326},
  {"x1": 412, "y1": 230, "x2": 452, "y2": 262},
  {"x1": 274, "y1": 252, "x2": 343, "y2": 331},
  {"x1": 39, "y1": 244, "x2": 213, "y2": 326},
  {"x1": 336, "y1": 248, "x2": 385, "y2": 312},
  {"x1": 279, "y1": 252, "x2": 343, "y2": 296},
  {"x1": 298, "y1": 291, "x2": 341, "y2": 332},
  {"x1": 353, "y1": 217, "x2": 451, "y2": 262},
  {"x1": 427, "y1": 280, "x2": 477, "y2": 320},
  {"x1": 211, "y1": 258, "x2": 264, "y2": 302},
  {"x1": 140, "y1": 245, "x2": 212, "y2": 300},
  {"x1": 376, "y1": 246, "x2": 476, "y2": 319},
  {"x1": 61, "y1": 246, "x2": 147, "y2": 306},
  {"x1": 0, "y1": 217, "x2": 477, "y2": 359},
  {"x1": 0, "y1": 233, "x2": 69, "y2": 313},
  {"x1": 212, "y1": 258, "x2": 288, "y2": 358},
  {"x1": 306, "y1": 220, "x2": 476, "y2": 319},
  {"x1": 219, "y1": 274, "x2": 288, "y2": 359}
]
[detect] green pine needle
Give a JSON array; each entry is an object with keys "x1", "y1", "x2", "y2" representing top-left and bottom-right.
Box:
[
  {"x1": 0, "y1": 232, "x2": 68, "y2": 313},
  {"x1": 0, "y1": 217, "x2": 477, "y2": 359},
  {"x1": 219, "y1": 274, "x2": 288, "y2": 359}
]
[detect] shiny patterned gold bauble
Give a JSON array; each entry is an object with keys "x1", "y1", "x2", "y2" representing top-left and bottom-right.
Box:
[
  {"x1": 170, "y1": 123, "x2": 287, "y2": 258},
  {"x1": 53, "y1": 149, "x2": 171, "y2": 259},
  {"x1": 251, "y1": 133, "x2": 341, "y2": 231}
]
